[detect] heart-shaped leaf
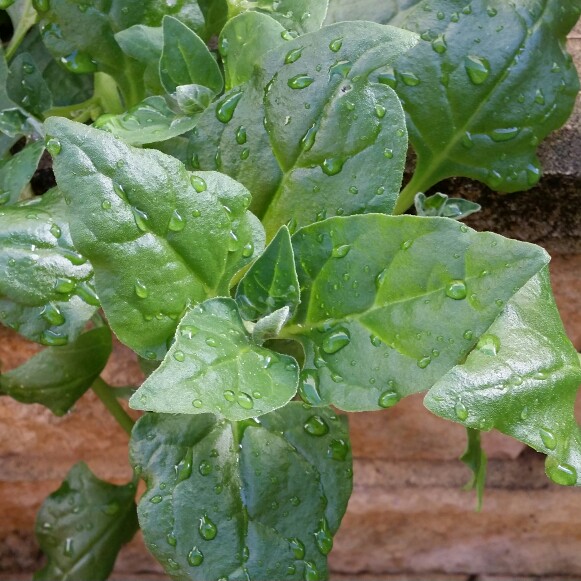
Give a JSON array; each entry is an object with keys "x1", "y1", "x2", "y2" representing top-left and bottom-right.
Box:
[
  {"x1": 46, "y1": 117, "x2": 265, "y2": 359},
  {"x1": 130, "y1": 297, "x2": 299, "y2": 421},
  {"x1": 130, "y1": 403, "x2": 352, "y2": 581}
]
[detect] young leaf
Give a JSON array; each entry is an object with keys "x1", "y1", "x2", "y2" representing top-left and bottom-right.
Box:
[
  {"x1": 219, "y1": 11, "x2": 286, "y2": 90},
  {"x1": 414, "y1": 192, "x2": 481, "y2": 220},
  {"x1": 236, "y1": 225, "x2": 300, "y2": 321},
  {"x1": 281, "y1": 214, "x2": 548, "y2": 411},
  {"x1": 0, "y1": 140, "x2": 44, "y2": 205},
  {"x1": 251, "y1": 306, "x2": 291, "y2": 344},
  {"x1": 130, "y1": 403, "x2": 352, "y2": 581},
  {"x1": 34, "y1": 462, "x2": 138, "y2": 581},
  {"x1": 175, "y1": 84, "x2": 215, "y2": 115},
  {"x1": 460, "y1": 428, "x2": 487, "y2": 510},
  {"x1": 0, "y1": 188, "x2": 98, "y2": 345},
  {"x1": 159, "y1": 16, "x2": 223, "y2": 96},
  {"x1": 0, "y1": 326, "x2": 112, "y2": 416},
  {"x1": 227, "y1": 0, "x2": 330, "y2": 35},
  {"x1": 129, "y1": 298, "x2": 299, "y2": 421},
  {"x1": 425, "y1": 267, "x2": 581, "y2": 487},
  {"x1": 189, "y1": 21, "x2": 418, "y2": 235},
  {"x1": 7, "y1": 52, "x2": 53, "y2": 116},
  {"x1": 94, "y1": 96, "x2": 197, "y2": 146},
  {"x1": 45, "y1": 118, "x2": 265, "y2": 359},
  {"x1": 392, "y1": 0, "x2": 581, "y2": 212},
  {"x1": 115, "y1": 24, "x2": 164, "y2": 96}
]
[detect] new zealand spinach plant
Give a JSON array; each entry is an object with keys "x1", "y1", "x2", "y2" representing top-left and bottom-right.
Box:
[{"x1": 1, "y1": 0, "x2": 580, "y2": 579}]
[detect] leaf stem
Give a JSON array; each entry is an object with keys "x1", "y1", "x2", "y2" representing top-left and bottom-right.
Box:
[
  {"x1": 92, "y1": 377, "x2": 135, "y2": 436},
  {"x1": 5, "y1": 0, "x2": 37, "y2": 62},
  {"x1": 393, "y1": 168, "x2": 438, "y2": 215}
]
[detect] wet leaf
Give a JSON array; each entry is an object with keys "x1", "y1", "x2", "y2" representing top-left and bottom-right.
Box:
[{"x1": 130, "y1": 403, "x2": 352, "y2": 581}]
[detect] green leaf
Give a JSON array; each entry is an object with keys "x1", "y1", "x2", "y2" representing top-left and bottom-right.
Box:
[
  {"x1": 5, "y1": 0, "x2": 37, "y2": 61},
  {"x1": 0, "y1": 188, "x2": 98, "y2": 345},
  {"x1": 227, "y1": 0, "x2": 330, "y2": 35},
  {"x1": 414, "y1": 192, "x2": 481, "y2": 220},
  {"x1": 460, "y1": 428, "x2": 487, "y2": 510},
  {"x1": 159, "y1": 16, "x2": 223, "y2": 95},
  {"x1": 236, "y1": 225, "x2": 300, "y2": 321},
  {"x1": 0, "y1": 326, "x2": 112, "y2": 415},
  {"x1": 0, "y1": 140, "x2": 44, "y2": 205},
  {"x1": 34, "y1": 462, "x2": 138, "y2": 581},
  {"x1": 94, "y1": 96, "x2": 197, "y2": 146},
  {"x1": 189, "y1": 21, "x2": 418, "y2": 236},
  {"x1": 130, "y1": 297, "x2": 299, "y2": 420},
  {"x1": 130, "y1": 403, "x2": 352, "y2": 581},
  {"x1": 175, "y1": 84, "x2": 215, "y2": 115},
  {"x1": 392, "y1": 0, "x2": 581, "y2": 212},
  {"x1": 281, "y1": 214, "x2": 548, "y2": 411},
  {"x1": 425, "y1": 267, "x2": 581, "y2": 487},
  {"x1": 324, "y1": 0, "x2": 421, "y2": 25},
  {"x1": 219, "y1": 11, "x2": 286, "y2": 90},
  {"x1": 251, "y1": 306, "x2": 291, "y2": 344},
  {"x1": 7, "y1": 52, "x2": 53, "y2": 116},
  {"x1": 46, "y1": 117, "x2": 265, "y2": 359},
  {"x1": 115, "y1": 24, "x2": 164, "y2": 96}
]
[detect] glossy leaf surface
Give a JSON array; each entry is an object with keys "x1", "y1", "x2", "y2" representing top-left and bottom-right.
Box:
[
  {"x1": 130, "y1": 298, "x2": 299, "y2": 420},
  {"x1": 160, "y1": 16, "x2": 223, "y2": 95},
  {"x1": 219, "y1": 11, "x2": 286, "y2": 90},
  {"x1": 282, "y1": 214, "x2": 548, "y2": 411},
  {"x1": 0, "y1": 326, "x2": 111, "y2": 416},
  {"x1": 425, "y1": 268, "x2": 581, "y2": 486},
  {"x1": 0, "y1": 140, "x2": 44, "y2": 205},
  {"x1": 236, "y1": 225, "x2": 300, "y2": 321},
  {"x1": 392, "y1": 0, "x2": 581, "y2": 211},
  {"x1": 130, "y1": 403, "x2": 352, "y2": 581},
  {"x1": 46, "y1": 118, "x2": 265, "y2": 359},
  {"x1": 94, "y1": 96, "x2": 197, "y2": 146},
  {"x1": 7, "y1": 52, "x2": 52, "y2": 116},
  {"x1": 0, "y1": 189, "x2": 97, "y2": 345},
  {"x1": 34, "y1": 462, "x2": 138, "y2": 581},
  {"x1": 189, "y1": 21, "x2": 418, "y2": 236}
]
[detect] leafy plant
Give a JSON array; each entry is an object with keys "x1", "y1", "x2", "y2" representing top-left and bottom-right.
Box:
[{"x1": 0, "y1": 0, "x2": 580, "y2": 579}]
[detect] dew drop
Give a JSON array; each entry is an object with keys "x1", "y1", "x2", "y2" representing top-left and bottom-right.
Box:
[
  {"x1": 327, "y1": 438, "x2": 349, "y2": 461},
  {"x1": 455, "y1": 400, "x2": 468, "y2": 421},
  {"x1": 285, "y1": 47, "x2": 303, "y2": 64},
  {"x1": 299, "y1": 369, "x2": 323, "y2": 406},
  {"x1": 417, "y1": 356, "x2": 431, "y2": 369},
  {"x1": 199, "y1": 460, "x2": 212, "y2": 476},
  {"x1": 322, "y1": 328, "x2": 350, "y2": 354},
  {"x1": 540, "y1": 428, "x2": 557, "y2": 450},
  {"x1": 60, "y1": 50, "x2": 97, "y2": 73},
  {"x1": 384, "y1": 148, "x2": 394, "y2": 159},
  {"x1": 288, "y1": 74, "x2": 314, "y2": 89},
  {"x1": 199, "y1": 514, "x2": 217, "y2": 540},
  {"x1": 378, "y1": 390, "x2": 399, "y2": 409},
  {"x1": 192, "y1": 399, "x2": 203, "y2": 408},
  {"x1": 175, "y1": 448, "x2": 193, "y2": 482},
  {"x1": 465, "y1": 55, "x2": 490, "y2": 84},
  {"x1": 287, "y1": 537, "x2": 305, "y2": 559},
  {"x1": 445, "y1": 279, "x2": 467, "y2": 300},
  {"x1": 187, "y1": 546, "x2": 204, "y2": 567},
  {"x1": 168, "y1": 209, "x2": 186, "y2": 232},
  {"x1": 463, "y1": 330, "x2": 474, "y2": 340},
  {"x1": 545, "y1": 457, "x2": 577, "y2": 486},
  {"x1": 432, "y1": 34, "x2": 447, "y2": 53},
  {"x1": 216, "y1": 91, "x2": 243, "y2": 123},
  {"x1": 132, "y1": 207, "x2": 150, "y2": 232},
  {"x1": 400, "y1": 72, "x2": 420, "y2": 86},
  {"x1": 329, "y1": 37, "x2": 343, "y2": 52},
  {"x1": 205, "y1": 337, "x2": 218, "y2": 347},
  {"x1": 55, "y1": 277, "x2": 76, "y2": 294},
  {"x1": 46, "y1": 137, "x2": 61, "y2": 156},
  {"x1": 150, "y1": 495, "x2": 163, "y2": 504},
  {"x1": 237, "y1": 392, "x2": 254, "y2": 410},
  {"x1": 242, "y1": 242, "x2": 254, "y2": 258},
  {"x1": 135, "y1": 280, "x2": 149, "y2": 299},
  {"x1": 314, "y1": 517, "x2": 333, "y2": 555},
  {"x1": 301, "y1": 122, "x2": 318, "y2": 151},
  {"x1": 332, "y1": 244, "x2": 351, "y2": 258},
  {"x1": 40, "y1": 303, "x2": 65, "y2": 326},
  {"x1": 375, "y1": 104, "x2": 386, "y2": 118},
  {"x1": 490, "y1": 127, "x2": 520, "y2": 142},
  {"x1": 304, "y1": 415, "x2": 329, "y2": 436},
  {"x1": 173, "y1": 350, "x2": 185, "y2": 362},
  {"x1": 190, "y1": 175, "x2": 207, "y2": 192},
  {"x1": 304, "y1": 561, "x2": 320, "y2": 581},
  {"x1": 476, "y1": 334, "x2": 500, "y2": 356},
  {"x1": 321, "y1": 157, "x2": 344, "y2": 176}
]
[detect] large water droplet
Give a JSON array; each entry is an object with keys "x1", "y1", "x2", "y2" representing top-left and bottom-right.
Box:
[
  {"x1": 314, "y1": 517, "x2": 333, "y2": 555},
  {"x1": 198, "y1": 514, "x2": 217, "y2": 540},
  {"x1": 299, "y1": 369, "x2": 323, "y2": 406},
  {"x1": 135, "y1": 279, "x2": 149, "y2": 299},
  {"x1": 331, "y1": 244, "x2": 351, "y2": 258},
  {"x1": 445, "y1": 279, "x2": 467, "y2": 300},
  {"x1": 40, "y1": 303, "x2": 65, "y2": 326},
  {"x1": 329, "y1": 37, "x2": 343, "y2": 52},
  {"x1": 173, "y1": 350, "x2": 185, "y2": 362},
  {"x1": 304, "y1": 415, "x2": 329, "y2": 436},
  {"x1": 60, "y1": 50, "x2": 98, "y2": 74},
  {"x1": 301, "y1": 122, "x2": 318, "y2": 151},
  {"x1": 54, "y1": 277, "x2": 76, "y2": 294},
  {"x1": 327, "y1": 438, "x2": 349, "y2": 461},
  {"x1": 216, "y1": 91, "x2": 243, "y2": 123},
  {"x1": 168, "y1": 209, "x2": 186, "y2": 232},
  {"x1": 329, "y1": 60, "x2": 352, "y2": 78},
  {"x1": 288, "y1": 74, "x2": 314, "y2": 89},
  {"x1": 236, "y1": 125, "x2": 247, "y2": 145},
  {"x1": 45, "y1": 137, "x2": 61, "y2": 156},
  {"x1": 190, "y1": 175, "x2": 207, "y2": 192},
  {"x1": 237, "y1": 392, "x2": 254, "y2": 410},
  {"x1": 476, "y1": 334, "x2": 500, "y2": 356},
  {"x1": 378, "y1": 390, "x2": 399, "y2": 409},
  {"x1": 465, "y1": 55, "x2": 490, "y2": 84},
  {"x1": 455, "y1": 400, "x2": 468, "y2": 421},
  {"x1": 132, "y1": 207, "x2": 150, "y2": 232},
  {"x1": 304, "y1": 561, "x2": 320, "y2": 581},
  {"x1": 150, "y1": 495, "x2": 163, "y2": 504},
  {"x1": 175, "y1": 448, "x2": 193, "y2": 482},
  {"x1": 417, "y1": 356, "x2": 431, "y2": 369},
  {"x1": 321, "y1": 157, "x2": 343, "y2": 176},
  {"x1": 545, "y1": 457, "x2": 577, "y2": 486},
  {"x1": 199, "y1": 460, "x2": 212, "y2": 476},
  {"x1": 285, "y1": 47, "x2": 303, "y2": 64},
  {"x1": 287, "y1": 537, "x2": 305, "y2": 559},
  {"x1": 188, "y1": 546, "x2": 204, "y2": 566},
  {"x1": 540, "y1": 428, "x2": 557, "y2": 450},
  {"x1": 432, "y1": 34, "x2": 447, "y2": 53},
  {"x1": 490, "y1": 127, "x2": 520, "y2": 142},
  {"x1": 322, "y1": 328, "x2": 350, "y2": 354},
  {"x1": 400, "y1": 71, "x2": 420, "y2": 86}
]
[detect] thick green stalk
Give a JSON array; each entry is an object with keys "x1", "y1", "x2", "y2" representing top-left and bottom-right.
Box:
[{"x1": 92, "y1": 377, "x2": 135, "y2": 436}]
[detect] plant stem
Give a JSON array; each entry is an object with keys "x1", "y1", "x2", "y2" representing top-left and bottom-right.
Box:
[
  {"x1": 393, "y1": 169, "x2": 437, "y2": 215},
  {"x1": 5, "y1": 0, "x2": 37, "y2": 62},
  {"x1": 92, "y1": 377, "x2": 135, "y2": 436}
]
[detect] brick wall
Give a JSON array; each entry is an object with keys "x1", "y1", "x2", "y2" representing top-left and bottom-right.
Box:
[{"x1": 1, "y1": 23, "x2": 580, "y2": 581}]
